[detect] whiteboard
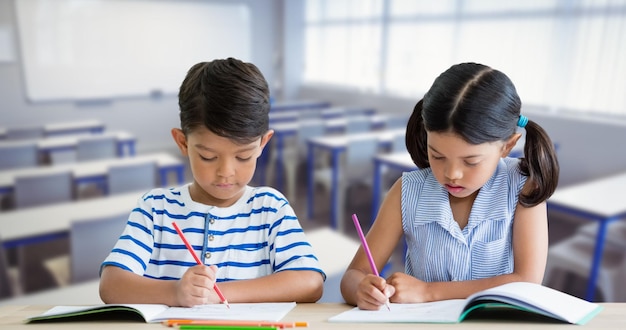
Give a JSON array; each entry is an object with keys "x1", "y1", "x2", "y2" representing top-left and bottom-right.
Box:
[{"x1": 15, "y1": 0, "x2": 251, "y2": 102}]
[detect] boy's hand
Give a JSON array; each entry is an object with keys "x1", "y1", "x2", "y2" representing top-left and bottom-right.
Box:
[
  {"x1": 356, "y1": 274, "x2": 395, "y2": 310},
  {"x1": 175, "y1": 264, "x2": 220, "y2": 307},
  {"x1": 386, "y1": 272, "x2": 431, "y2": 303}
]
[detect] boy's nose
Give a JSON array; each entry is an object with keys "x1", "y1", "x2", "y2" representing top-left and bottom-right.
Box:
[{"x1": 216, "y1": 159, "x2": 235, "y2": 177}]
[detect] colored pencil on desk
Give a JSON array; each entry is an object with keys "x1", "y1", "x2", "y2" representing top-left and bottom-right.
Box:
[
  {"x1": 351, "y1": 213, "x2": 391, "y2": 311},
  {"x1": 178, "y1": 325, "x2": 278, "y2": 330},
  {"x1": 163, "y1": 320, "x2": 308, "y2": 328},
  {"x1": 172, "y1": 221, "x2": 230, "y2": 309}
]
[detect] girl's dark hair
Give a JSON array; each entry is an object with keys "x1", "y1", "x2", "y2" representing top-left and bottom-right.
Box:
[
  {"x1": 177, "y1": 57, "x2": 270, "y2": 144},
  {"x1": 405, "y1": 62, "x2": 559, "y2": 207}
]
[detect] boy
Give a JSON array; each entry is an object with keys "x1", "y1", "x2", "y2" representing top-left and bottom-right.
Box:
[{"x1": 100, "y1": 58, "x2": 325, "y2": 307}]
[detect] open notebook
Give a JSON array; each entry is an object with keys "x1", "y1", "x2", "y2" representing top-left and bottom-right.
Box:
[
  {"x1": 26, "y1": 302, "x2": 296, "y2": 323},
  {"x1": 329, "y1": 282, "x2": 602, "y2": 325}
]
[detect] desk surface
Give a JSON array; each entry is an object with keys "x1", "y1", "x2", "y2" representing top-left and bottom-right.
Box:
[
  {"x1": 0, "y1": 131, "x2": 133, "y2": 148},
  {"x1": 0, "y1": 191, "x2": 143, "y2": 247},
  {"x1": 0, "y1": 120, "x2": 104, "y2": 138},
  {"x1": 0, "y1": 152, "x2": 182, "y2": 191},
  {"x1": 0, "y1": 303, "x2": 623, "y2": 329},
  {"x1": 548, "y1": 171, "x2": 626, "y2": 218}
]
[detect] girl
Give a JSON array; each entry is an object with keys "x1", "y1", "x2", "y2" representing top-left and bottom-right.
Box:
[{"x1": 340, "y1": 62, "x2": 559, "y2": 310}]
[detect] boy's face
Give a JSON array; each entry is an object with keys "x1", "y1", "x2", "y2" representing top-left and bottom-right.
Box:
[{"x1": 171, "y1": 126, "x2": 273, "y2": 207}]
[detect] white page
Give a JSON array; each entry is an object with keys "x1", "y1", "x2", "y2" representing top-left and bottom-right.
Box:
[
  {"x1": 150, "y1": 302, "x2": 297, "y2": 323},
  {"x1": 328, "y1": 300, "x2": 467, "y2": 323}
]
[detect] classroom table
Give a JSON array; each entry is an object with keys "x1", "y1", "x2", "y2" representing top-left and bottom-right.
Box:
[
  {"x1": 0, "y1": 303, "x2": 623, "y2": 329},
  {"x1": 269, "y1": 106, "x2": 377, "y2": 124},
  {"x1": 269, "y1": 115, "x2": 388, "y2": 192},
  {"x1": 269, "y1": 99, "x2": 331, "y2": 112},
  {"x1": 306, "y1": 129, "x2": 405, "y2": 230},
  {"x1": 0, "y1": 119, "x2": 105, "y2": 139},
  {"x1": 0, "y1": 191, "x2": 145, "y2": 249},
  {"x1": 547, "y1": 171, "x2": 626, "y2": 302},
  {"x1": 0, "y1": 131, "x2": 136, "y2": 158},
  {"x1": 0, "y1": 152, "x2": 185, "y2": 196}
]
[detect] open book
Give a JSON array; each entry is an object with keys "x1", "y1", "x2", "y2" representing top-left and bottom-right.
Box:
[
  {"x1": 329, "y1": 282, "x2": 603, "y2": 325},
  {"x1": 26, "y1": 302, "x2": 296, "y2": 323}
]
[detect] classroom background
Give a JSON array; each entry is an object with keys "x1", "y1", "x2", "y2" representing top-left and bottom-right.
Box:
[{"x1": 1, "y1": 0, "x2": 625, "y2": 305}]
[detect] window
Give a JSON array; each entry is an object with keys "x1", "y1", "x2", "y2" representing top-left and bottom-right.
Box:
[{"x1": 303, "y1": 0, "x2": 626, "y2": 116}]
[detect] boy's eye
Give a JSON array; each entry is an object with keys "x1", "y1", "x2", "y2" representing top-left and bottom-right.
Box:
[
  {"x1": 237, "y1": 156, "x2": 253, "y2": 162},
  {"x1": 199, "y1": 155, "x2": 216, "y2": 161}
]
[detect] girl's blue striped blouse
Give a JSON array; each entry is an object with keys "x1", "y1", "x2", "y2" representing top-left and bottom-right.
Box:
[{"x1": 401, "y1": 157, "x2": 526, "y2": 282}]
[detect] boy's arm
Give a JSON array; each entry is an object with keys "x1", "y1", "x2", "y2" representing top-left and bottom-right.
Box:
[
  {"x1": 99, "y1": 264, "x2": 222, "y2": 307},
  {"x1": 217, "y1": 270, "x2": 324, "y2": 303}
]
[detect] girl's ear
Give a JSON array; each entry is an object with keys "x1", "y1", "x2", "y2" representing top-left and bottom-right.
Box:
[
  {"x1": 502, "y1": 133, "x2": 522, "y2": 157},
  {"x1": 171, "y1": 128, "x2": 189, "y2": 156}
]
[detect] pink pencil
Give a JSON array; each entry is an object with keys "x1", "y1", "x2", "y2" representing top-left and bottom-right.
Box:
[
  {"x1": 172, "y1": 221, "x2": 230, "y2": 309},
  {"x1": 352, "y1": 213, "x2": 391, "y2": 311}
]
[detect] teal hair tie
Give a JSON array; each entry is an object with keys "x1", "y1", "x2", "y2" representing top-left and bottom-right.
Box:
[{"x1": 517, "y1": 115, "x2": 528, "y2": 128}]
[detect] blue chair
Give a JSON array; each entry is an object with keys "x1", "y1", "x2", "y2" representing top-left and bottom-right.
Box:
[
  {"x1": 70, "y1": 212, "x2": 128, "y2": 283},
  {"x1": 76, "y1": 135, "x2": 118, "y2": 162},
  {"x1": 0, "y1": 142, "x2": 39, "y2": 170},
  {"x1": 14, "y1": 169, "x2": 74, "y2": 208},
  {"x1": 107, "y1": 160, "x2": 158, "y2": 195}
]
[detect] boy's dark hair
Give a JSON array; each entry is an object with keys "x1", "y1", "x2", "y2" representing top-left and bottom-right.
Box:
[
  {"x1": 178, "y1": 57, "x2": 270, "y2": 144},
  {"x1": 406, "y1": 62, "x2": 559, "y2": 207}
]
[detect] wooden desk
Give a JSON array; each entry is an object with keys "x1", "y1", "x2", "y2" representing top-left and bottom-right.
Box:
[
  {"x1": 547, "y1": 171, "x2": 626, "y2": 301},
  {"x1": 0, "y1": 303, "x2": 623, "y2": 329},
  {"x1": 0, "y1": 120, "x2": 104, "y2": 139},
  {"x1": 0, "y1": 280, "x2": 101, "y2": 306},
  {"x1": 306, "y1": 129, "x2": 405, "y2": 229},
  {"x1": 0, "y1": 131, "x2": 136, "y2": 158},
  {"x1": 0, "y1": 152, "x2": 185, "y2": 196}
]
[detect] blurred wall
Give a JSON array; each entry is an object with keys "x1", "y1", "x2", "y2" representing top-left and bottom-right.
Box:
[{"x1": 0, "y1": 0, "x2": 280, "y2": 154}]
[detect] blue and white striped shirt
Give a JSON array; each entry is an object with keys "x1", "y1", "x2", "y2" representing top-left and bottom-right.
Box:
[
  {"x1": 102, "y1": 184, "x2": 325, "y2": 282},
  {"x1": 401, "y1": 157, "x2": 526, "y2": 282}
]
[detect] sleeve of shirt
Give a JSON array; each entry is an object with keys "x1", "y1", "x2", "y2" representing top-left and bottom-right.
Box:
[
  {"x1": 100, "y1": 191, "x2": 156, "y2": 275},
  {"x1": 266, "y1": 190, "x2": 326, "y2": 280}
]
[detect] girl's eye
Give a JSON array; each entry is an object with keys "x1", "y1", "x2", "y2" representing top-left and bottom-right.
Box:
[
  {"x1": 465, "y1": 162, "x2": 479, "y2": 167},
  {"x1": 431, "y1": 155, "x2": 444, "y2": 160}
]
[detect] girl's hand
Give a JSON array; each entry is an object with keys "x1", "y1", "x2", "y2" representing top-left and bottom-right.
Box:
[
  {"x1": 175, "y1": 265, "x2": 220, "y2": 307},
  {"x1": 356, "y1": 274, "x2": 395, "y2": 310},
  {"x1": 386, "y1": 272, "x2": 431, "y2": 303}
]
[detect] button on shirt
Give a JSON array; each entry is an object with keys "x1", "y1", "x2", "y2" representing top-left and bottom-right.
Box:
[{"x1": 401, "y1": 157, "x2": 526, "y2": 282}]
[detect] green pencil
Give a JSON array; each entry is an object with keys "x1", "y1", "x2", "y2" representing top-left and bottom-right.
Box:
[{"x1": 179, "y1": 325, "x2": 279, "y2": 330}]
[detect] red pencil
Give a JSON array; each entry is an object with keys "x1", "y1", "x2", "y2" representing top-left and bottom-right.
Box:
[{"x1": 172, "y1": 221, "x2": 230, "y2": 309}]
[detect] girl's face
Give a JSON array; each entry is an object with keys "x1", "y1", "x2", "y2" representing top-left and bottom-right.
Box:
[
  {"x1": 426, "y1": 131, "x2": 514, "y2": 199},
  {"x1": 172, "y1": 127, "x2": 273, "y2": 207}
]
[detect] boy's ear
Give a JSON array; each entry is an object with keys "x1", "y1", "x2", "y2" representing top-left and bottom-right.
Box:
[
  {"x1": 171, "y1": 128, "x2": 189, "y2": 156},
  {"x1": 502, "y1": 133, "x2": 522, "y2": 157},
  {"x1": 259, "y1": 129, "x2": 274, "y2": 150}
]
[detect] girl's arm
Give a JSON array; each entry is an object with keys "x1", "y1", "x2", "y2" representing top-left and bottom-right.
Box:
[
  {"x1": 340, "y1": 179, "x2": 405, "y2": 308},
  {"x1": 387, "y1": 181, "x2": 549, "y2": 302}
]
